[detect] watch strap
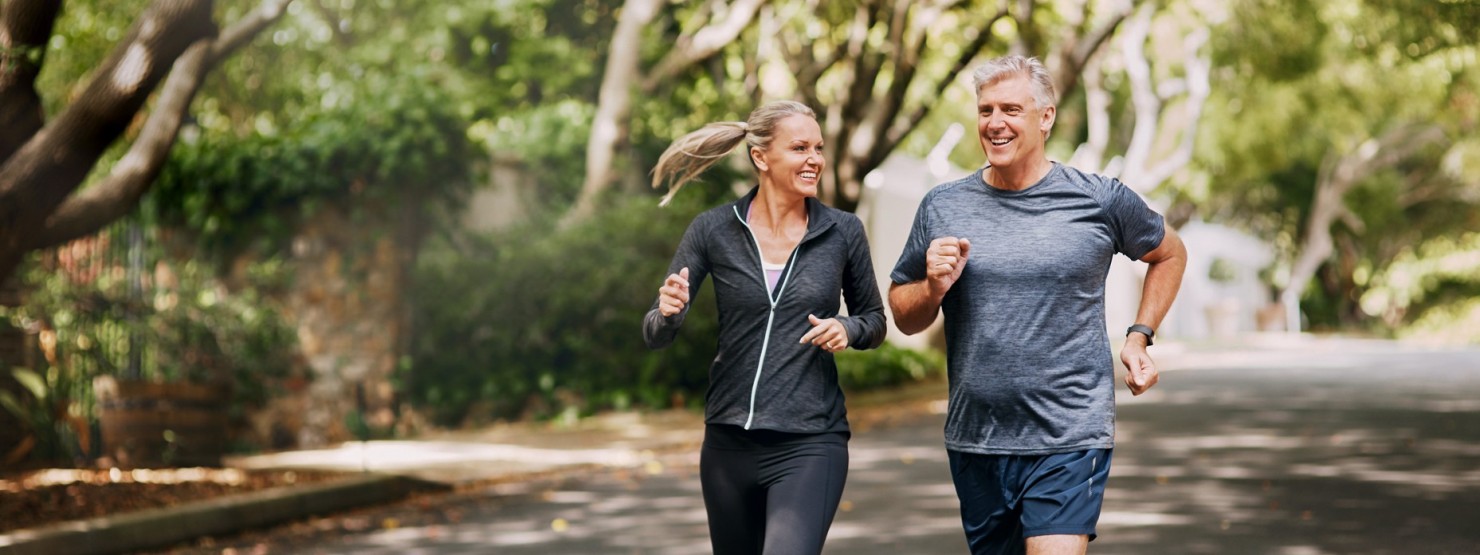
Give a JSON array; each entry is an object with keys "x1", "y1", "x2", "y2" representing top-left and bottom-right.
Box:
[{"x1": 1126, "y1": 324, "x2": 1155, "y2": 346}]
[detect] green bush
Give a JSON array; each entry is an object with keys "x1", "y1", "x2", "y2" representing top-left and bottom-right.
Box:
[
  {"x1": 403, "y1": 188, "x2": 945, "y2": 426},
  {"x1": 404, "y1": 191, "x2": 725, "y2": 426},
  {"x1": 0, "y1": 250, "x2": 299, "y2": 465},
  {"x1": 150, "y1": 77, "x2": 475, "y2": 261},
  {"x1": 835, "y1": 343, "x2": 946, "y2": 392}
]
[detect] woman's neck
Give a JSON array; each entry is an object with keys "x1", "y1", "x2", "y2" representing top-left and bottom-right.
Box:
[{"x1": 749, "y1": 186, "x2": 809, "y2": 237}]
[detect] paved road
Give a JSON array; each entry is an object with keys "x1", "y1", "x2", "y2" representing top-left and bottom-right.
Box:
[{"x1": 161, "y1": 342, "x2": 1480, "y2": 554}]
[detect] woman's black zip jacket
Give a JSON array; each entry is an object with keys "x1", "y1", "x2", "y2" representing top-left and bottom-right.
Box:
[{"x1": 643, "y1": 188, "x2": 888, "y2": 434}]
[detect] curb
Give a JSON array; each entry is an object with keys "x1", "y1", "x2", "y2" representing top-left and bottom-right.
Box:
[{"x1": 0, "y1": 473, "x2": 447, "y2": 555}]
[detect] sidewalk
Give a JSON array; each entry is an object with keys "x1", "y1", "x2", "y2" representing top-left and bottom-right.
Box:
[
  {"x1": 0, "y1": 409, "x2": 713, "y2": 555},
  {"x1": 2, "y1": 334, "x2": 1462, "y2": 555},
  {"x1": 229, "y1": 409, "x2": 709, "y2": 485}
]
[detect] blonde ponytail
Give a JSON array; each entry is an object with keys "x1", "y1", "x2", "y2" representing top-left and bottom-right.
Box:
[
  {"x1": 652, "y1": 100, "x2": 817, "y2": 207},
  {"x1": 652, "y1": 122, "x2": 749, "y2": 207}
]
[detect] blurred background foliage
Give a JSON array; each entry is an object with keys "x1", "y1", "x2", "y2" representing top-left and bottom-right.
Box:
[
  {"x1": 3, "y1": 0, "x2": 1477, "y2": 465},
  {"x1": 1, "y1": 228, "x2": 299, "y2": 463}
]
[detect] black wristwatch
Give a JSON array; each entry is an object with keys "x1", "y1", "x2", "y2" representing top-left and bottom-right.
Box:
[{"x1": 1126, "y1": 324, "x2": 1155, "y2": 346}]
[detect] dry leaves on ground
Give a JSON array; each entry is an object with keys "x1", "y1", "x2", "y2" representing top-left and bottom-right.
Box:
[{"x1": 0, "y1": 467, "x2": 349, "y2": 534}]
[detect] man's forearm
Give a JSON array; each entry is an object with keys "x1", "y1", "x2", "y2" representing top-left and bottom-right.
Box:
[
  {"x1": 1134, "y1": 251, "x2": 1186, "y2": 330},
  {"x1": 889, "y1": 281, "x2": 943, "y2": 335}
]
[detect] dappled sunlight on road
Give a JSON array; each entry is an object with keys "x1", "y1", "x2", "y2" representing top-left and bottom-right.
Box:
[
  {"x1": 154, "y1": 342, "x2": 1480, "y2": 554},
  {"x1": 1096, "y1": 354, "x2": 1480, "y2": 554},
  {"x1": 322, "y1": 456, "x2": 713, "y2": 554},
  {"x1": 824, "y1": 428, "x2": 967, "y2": 553}
]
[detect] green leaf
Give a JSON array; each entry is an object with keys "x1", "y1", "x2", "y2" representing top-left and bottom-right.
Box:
[{"x1": 10, "y1": 368, "x2": 48, "y2": 400}]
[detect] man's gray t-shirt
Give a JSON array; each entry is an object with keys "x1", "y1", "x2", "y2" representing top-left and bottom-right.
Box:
[{"x1": 891, "y1": 162, "x2": 1165, "y2": 455}]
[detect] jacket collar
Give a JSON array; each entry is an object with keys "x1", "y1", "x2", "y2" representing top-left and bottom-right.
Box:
[{"x1": 733, "y1": 186, "x2": 836, "y2": 241}]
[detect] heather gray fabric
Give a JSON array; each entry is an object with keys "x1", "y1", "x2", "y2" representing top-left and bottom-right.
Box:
[
  {"x1": 890, "y1": 163, "x2": 1164, "y2": 455},
  {"x1": 644, "y1": 187, "x2": 888, "y2": 434}
]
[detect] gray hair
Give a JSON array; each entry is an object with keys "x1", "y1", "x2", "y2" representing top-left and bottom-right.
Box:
[
  {"x1": 652, "y1": 100, "x2": 818, "y2": 207},
  {"x1": 971, "y1": 55, "x2": 1057, "y2": 110}
]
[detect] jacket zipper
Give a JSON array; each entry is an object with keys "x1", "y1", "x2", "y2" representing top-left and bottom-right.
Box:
[{"x1": 733, "y1": 206, "x2": 801, "y2": 430}]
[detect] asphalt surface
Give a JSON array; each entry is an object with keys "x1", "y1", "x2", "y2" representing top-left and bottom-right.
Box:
[{"x1": 147, "y1": 338, "x2": 1480, "y2": 554}]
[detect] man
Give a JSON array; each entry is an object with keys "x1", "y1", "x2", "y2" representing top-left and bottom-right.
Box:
[{"x1": 888, "y1": 55, "x2": 1187, "y2": 555}]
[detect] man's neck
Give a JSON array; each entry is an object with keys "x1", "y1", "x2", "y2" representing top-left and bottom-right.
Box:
[{"x1": 983, "y1": 157, "x2": 1053, "y2": 191}]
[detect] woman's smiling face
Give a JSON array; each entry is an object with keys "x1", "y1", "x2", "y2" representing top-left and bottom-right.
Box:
[{"x1": 752, "y1": 114, "x2": 825, "y2": 199}]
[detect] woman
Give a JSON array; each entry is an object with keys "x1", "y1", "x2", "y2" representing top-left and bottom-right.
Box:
[{"x1": 642, "y1": 100, "x2": 888, "y2": 554}]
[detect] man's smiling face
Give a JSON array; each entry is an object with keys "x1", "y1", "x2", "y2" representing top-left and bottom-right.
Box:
[{"x1": 976, "y1": 73, "x2": 1055, "y2": 171}]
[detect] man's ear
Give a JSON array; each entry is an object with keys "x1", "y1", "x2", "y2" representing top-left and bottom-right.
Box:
[
  {"x1": 750, "y1": 146, "x2": 768, "y2": 171},
  {"x1": 1040, "y1": 105, "x2": 1057, "y2": 136}
]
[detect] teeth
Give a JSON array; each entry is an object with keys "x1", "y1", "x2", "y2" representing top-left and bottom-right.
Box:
[
  {"x1": 800, "y1": 172, "x2": 817, "y2": 179},
  {"x1": 991, "y1": 138, "x2": 1011, "y2": 146}
]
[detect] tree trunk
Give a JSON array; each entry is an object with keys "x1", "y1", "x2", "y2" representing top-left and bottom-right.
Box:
[
  {"x1": 0, "y1": 0, "x2": 294, "y2": 284},
  {"x1": 1280, "y1": 125, "x2": 1446, "y2": 332},
  {"x1": 564, "y1": 0, "x2": 764, "y2": 228},
  {"x1": 1064, "y1": 1, "x2": 1208, "y2": 196},
  {"x1": 0, "y1": 0, "x2": 214, "y2": 279},
  {"x1": 0, "y1": 0, "x2": 62, "y2": 163},
  {"x1": 562, "y1": 0, "x2": 661, "y2": 229}
]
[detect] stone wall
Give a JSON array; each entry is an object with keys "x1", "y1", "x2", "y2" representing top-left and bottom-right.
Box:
[{"x1": 248, "y1": 202, "x2": 419, "y2": 448}]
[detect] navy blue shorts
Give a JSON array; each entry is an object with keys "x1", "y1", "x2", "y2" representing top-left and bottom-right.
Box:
[{"x1": 948, "y1": 448, "x2": 1112, "y2": 555}]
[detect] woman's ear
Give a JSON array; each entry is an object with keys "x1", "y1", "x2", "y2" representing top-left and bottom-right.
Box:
[{"x1": 750, "y1": 146, "x2": 768, "y2": 171}]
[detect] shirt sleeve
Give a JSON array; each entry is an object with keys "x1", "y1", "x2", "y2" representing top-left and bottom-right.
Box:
[
  {"x1": 838, "y1": 215, "x2": 887, "y2": 351},
  {"x1": 643, "y1": 213, "x2": 711, "y2": 349},
  {"x1": 890, "y1": 189, "x2": 935, "y2": 285},
  {"x1": 1102, "y1": 178, "x2": 1166, "y2": 261}
]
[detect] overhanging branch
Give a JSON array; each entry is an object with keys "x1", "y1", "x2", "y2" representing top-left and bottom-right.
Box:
[
  {"x1": 640, "y1": 0, "x2": 766, "y2": 92},
  {"x1": 0, "y1": 0, "x2": 64, "y2": 164},
  {"x1": 29, "y1": 0, "x2": 296, "y2": 252}
]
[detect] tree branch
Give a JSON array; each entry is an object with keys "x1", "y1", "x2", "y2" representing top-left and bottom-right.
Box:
[
  {"x1": 890, "y1": 4, "x2": 1010, "y2": 149},
  {"x1": 32, "y1": 0, "x2": 296, "y2": 251},
  {"x1": 640, "y1": 0, "x2": 766, "y2": 92},
  {"x1": 776, "y1": 0, "x2": 843, "y2": 107},
  {"x1": 561, "y1": 0, "x2": 662, "y2": 228},
  {"x1": 1067, "y1": 54, "x2": 1109, "y2": 171},
  {"x1": 308, "y1": 0, "x2": 353, "y2": 46},
  {"x1": 826, "y1": 0, "x2": 888, "y2": 205},
  {"x1": 859, "y1": 0, "x2": 926, "y2": 167},
  {"x1": 1050, "y1": 0, "x2": 1135, "y2": 102},
  {"x1": 0, "y1": 0, "x2": 215, "y2": 242},
  {"x1": 1135, "y1": 29, "x2": 1209, "y2": 190},
  {"x1": 215, "y1": 0, "x2": 294, "y2": 56},
  {"x1": 1113, "y1": 2, "x2": 1156, "y2": 182},
  {"x1": 1282, "y1": 124, "x2": 1448, "y2": 325},
  {"x1": 0, "y1": 0, "x2": 63, "y2": 164},
  {"x1": 1013, "y1": 0, "x2": 1042, "y2": 56}
]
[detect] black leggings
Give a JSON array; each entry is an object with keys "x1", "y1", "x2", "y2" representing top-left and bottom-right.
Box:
[{"x1": 700, "y1": 424, "x2": 849, "y2": 555}]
